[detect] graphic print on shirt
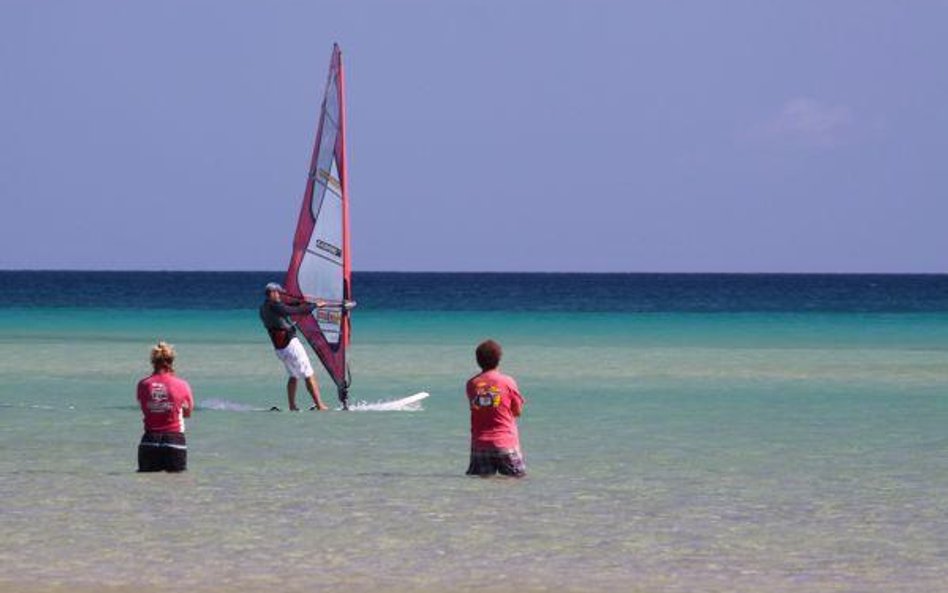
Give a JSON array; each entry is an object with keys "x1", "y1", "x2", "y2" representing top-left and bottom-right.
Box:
[
  {"x1": 471, "y1": 381, "x2": 502, "y2": 409},
  {"x1": 146, "y1": 383, "x2": 172, "y2": 413}
]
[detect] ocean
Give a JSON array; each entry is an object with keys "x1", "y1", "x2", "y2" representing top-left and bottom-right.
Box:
[{"x1": 1, "y1": 271, "x2": 947, "y2": 593}]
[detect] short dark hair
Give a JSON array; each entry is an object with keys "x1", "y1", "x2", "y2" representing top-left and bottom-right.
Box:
[{"x1": 475, "y1": 339, "x2": 502, "y2": 371}]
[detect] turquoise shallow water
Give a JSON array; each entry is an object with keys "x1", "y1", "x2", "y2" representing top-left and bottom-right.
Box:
[{"x1": 2, "y1": 307, "x2": 948, "y2": 592}]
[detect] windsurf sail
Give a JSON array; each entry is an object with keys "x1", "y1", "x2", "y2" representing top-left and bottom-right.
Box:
[{"x1": 283, "y1": 43, "x2": 353, "y2": 408}]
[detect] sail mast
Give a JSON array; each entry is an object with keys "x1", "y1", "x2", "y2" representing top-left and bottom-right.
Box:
[
  {"x1": 338, "y1": 44, "x2": 352, "y2": 305},
  {"x1": 336, "y1": 43, "x2": 353, "y2": 402}
]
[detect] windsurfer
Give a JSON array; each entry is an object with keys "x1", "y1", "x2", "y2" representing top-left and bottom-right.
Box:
[
  {"x1": 465, "y1": 339, "x2": 527, "y2": 477},
  {"x1": 260, "y1": 282, "x2": 330, "y2": 411}
]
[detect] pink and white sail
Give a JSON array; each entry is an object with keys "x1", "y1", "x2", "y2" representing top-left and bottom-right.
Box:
[{"x1": 283, "y1": 43, "x2": 353, "y2": 406}]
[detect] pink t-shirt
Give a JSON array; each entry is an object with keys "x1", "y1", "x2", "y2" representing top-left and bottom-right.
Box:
[
  {"x1": 466, "y1": 369, "x2": 524, "y2": 451},
  {"x1": 137, "y1": 371, "x2": 194, "y2": 433}
]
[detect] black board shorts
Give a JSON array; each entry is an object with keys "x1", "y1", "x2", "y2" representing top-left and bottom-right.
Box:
[
  {"x1": 466, "y1": 446, "x2": 526, "y2": 478},
  {"x1": 138, "y1": 431, "x2": 187, "y2": 472}
]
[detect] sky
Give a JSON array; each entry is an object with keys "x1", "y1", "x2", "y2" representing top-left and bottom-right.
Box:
[{"x1": 1, "y1": 1, "x2": 946, "y2": 273}]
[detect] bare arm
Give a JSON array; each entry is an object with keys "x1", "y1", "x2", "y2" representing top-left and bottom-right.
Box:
[{"x1": 182, "y1": 388, "x2": 194, "y2": 418}]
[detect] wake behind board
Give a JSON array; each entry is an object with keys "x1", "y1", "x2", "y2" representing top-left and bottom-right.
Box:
[{"x1": 349, "y1": 391, "x2": 431, "y2": 412}]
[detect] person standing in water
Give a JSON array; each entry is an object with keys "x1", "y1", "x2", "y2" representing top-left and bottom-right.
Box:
[
  {"x1": 465, "y1": 339, "x2": 526, "y2": 477},
  {"x1": 259, "y1": 282, "x2": 329, "y2": 411},
  {"x1": 136, "y1": 341, "x2": 194, "y2": 472}
]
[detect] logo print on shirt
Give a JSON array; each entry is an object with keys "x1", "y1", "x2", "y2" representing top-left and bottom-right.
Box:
[
  {"x1": 146, "y1": 383, "x2": 172, "y2": 413},
  {"x1": 471, "y1": 382, "x2": 501, "y2": 409}
]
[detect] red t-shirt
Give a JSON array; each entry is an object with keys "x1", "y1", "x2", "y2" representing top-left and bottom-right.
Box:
[
  {"x1": 466, "y1": 369, "x2": 524, "y2": 450},
  {"x1": 137, "y1": 371, "x2": 194, "y2": 433}
]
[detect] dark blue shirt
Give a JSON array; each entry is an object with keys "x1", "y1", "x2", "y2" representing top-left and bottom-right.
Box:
[{"x1": 259, "y1": 299, "x2": 314, "y2": 349}]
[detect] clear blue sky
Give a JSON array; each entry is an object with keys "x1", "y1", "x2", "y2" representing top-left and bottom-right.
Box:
[{"x1": 2, "y1": 1, "x2": 946, "y2": 272}]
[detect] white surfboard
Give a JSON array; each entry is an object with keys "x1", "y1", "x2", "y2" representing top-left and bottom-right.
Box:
[{"x1": 348, "y1": 391, "x2": 430, "y2": 412}]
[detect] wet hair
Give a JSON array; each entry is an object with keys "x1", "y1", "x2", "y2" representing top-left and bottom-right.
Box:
[
  {"x1": 150, "y1": 341, "x2": 176, "y2": 371},
  {"x1": 475, "y1": 339, "x2": 502, "y2": 371}
]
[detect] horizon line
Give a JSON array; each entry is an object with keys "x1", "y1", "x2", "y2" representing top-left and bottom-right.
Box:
[{"x1": 1, "y1": 268, "x2": 946, "y2": 276}]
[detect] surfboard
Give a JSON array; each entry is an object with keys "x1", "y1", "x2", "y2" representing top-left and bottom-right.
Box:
[
  {"x1": 349, "y1": 392, "x2": 431, "y2": 412},
  {"x1": 269, "y1": 392, "x2": 432, "y2": 412}
]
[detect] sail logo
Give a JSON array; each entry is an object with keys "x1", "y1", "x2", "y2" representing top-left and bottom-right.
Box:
[
  {"x1": 316, "y1": 239, "x2": 342, "y2": 257},
  {"x1": 317, "y1": 309, "x2": 342, "y2": 324},
  {"x1": 317, "y1": 169, "x2": 342, "y2": 193}
]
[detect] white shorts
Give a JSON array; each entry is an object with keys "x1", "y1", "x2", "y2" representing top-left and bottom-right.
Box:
[{"x1": 274, "y1": 337, "x2": 314, "y2": 379}]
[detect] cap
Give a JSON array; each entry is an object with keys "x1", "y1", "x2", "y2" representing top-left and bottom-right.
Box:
[{"x1": 265, "y1": 282, "x2": 284, "y2": 294}]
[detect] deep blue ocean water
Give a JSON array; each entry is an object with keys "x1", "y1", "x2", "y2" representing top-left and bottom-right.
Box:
[
  {"x1": 3, "y1": 270, "x2": 947, "y2": 312},
  {"x1": 1, "y1": 271, "x2": 947, "y2": 593}
]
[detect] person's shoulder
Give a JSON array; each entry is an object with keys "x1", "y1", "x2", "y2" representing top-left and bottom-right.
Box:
[
  {"x1": 493, "y1": 369, "x2": 517, "y2": 383},
  {"x1": 169, "y1": 374, "x2": 191, "y2": 387},
  {"x1": 466, "y1": 371, "x2": 492, "y2": 389},
  {"x1": 169, "y1": 376, "x2": 193, "y2": 398},
  {"x1": 497, "y1": 371, "x2": 520, "y2": 391}
]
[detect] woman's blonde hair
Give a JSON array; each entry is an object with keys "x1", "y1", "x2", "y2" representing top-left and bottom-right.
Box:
[{"x1": 150, "y1": 341, "x2": 176, "y2": 371}]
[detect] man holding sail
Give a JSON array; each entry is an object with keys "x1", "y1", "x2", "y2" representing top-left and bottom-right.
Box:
[{"x1": 260, "y1": 282, "x2": 330, "y2": 411}]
